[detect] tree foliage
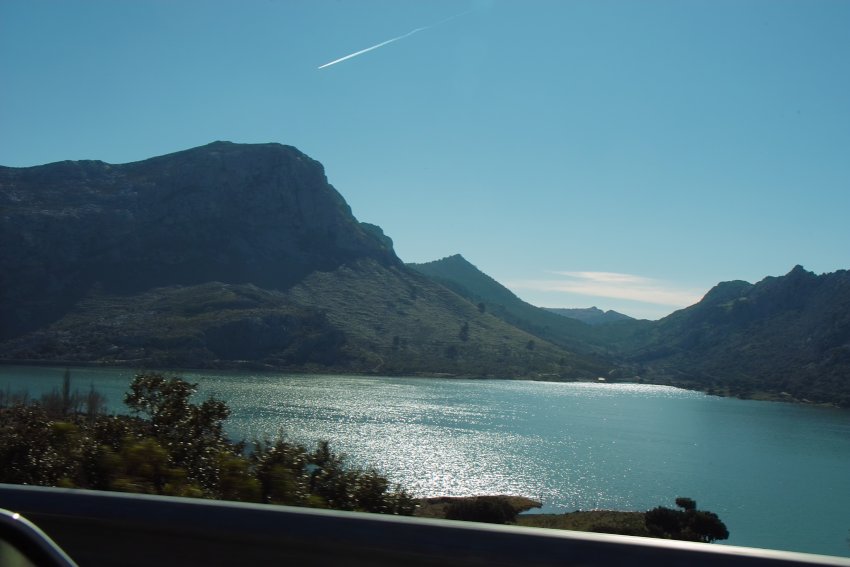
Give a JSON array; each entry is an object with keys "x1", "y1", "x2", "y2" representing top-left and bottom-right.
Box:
[
  {"x1": 645, "y1": 498, "x2": 729, "y2": 543},
  {"x1": 0, "y1": 372, "x2": 416, "y2": 516},
  {"x1": 124, "y1": 374, "x2": 230, "y2": 492}
]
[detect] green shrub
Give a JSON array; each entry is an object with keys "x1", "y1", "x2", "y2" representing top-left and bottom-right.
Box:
[
  {"x1": 0, "y1": 372, "x2": 415, "y2": 516},
  {"x1": 645, "y1": 498, "x2": 729, "y2": 543}
]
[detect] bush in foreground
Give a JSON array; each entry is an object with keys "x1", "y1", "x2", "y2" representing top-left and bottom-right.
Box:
[
  {"x1": 517, "y1": 499, "x2": 729, "y2": 543},
  {"x1": 0, "y1": 372, "x2": 417, "y2": 516},
  {"x1": 645, "y1": 498, "x2": 729, "y2": 543}
]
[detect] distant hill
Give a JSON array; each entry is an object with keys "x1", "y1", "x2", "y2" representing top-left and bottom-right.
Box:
[
  {"x1": 0, "y1": 143, "x2": 606, "y2": 379},
  {"x1": 411, "y1": 256, "x2": 850, "y2": 406},
  {"x1": 2, "y1": 142, "x2": 847, "y2": 404},
  {"x1": 619, "y1": 266, "x2": 850, "y2": 406},
  {"x1": 546, "y1": 307, "x2": 633, "y2": 326},
  {"x1": 409, "y1": 255, "x2": 605, "y2": 354}
]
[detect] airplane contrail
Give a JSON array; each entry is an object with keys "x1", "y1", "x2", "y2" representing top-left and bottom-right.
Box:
[
  {"x1": 317, "y1": 9, "x2": 474, "y2": 70},
  {"x1": 318, "y1": 27, "x2": 427, "y2": 70}
]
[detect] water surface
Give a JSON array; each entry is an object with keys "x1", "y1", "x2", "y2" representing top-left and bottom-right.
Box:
[{"x1": 2, "y1": 366, "x2": 849, "y2": 557}]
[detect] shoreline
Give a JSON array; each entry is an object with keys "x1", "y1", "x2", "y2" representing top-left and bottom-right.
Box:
[{"x1": 0, "y1": 359, "x2": 843, "y2": 409}]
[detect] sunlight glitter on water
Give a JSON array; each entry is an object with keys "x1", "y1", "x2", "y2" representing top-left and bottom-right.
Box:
[
  {"x1": 213, "y1": 375, "x2": 705, "y2": 507},
  {"x1": 3, "y1": 367, "x2": 850, "y2": 556}
]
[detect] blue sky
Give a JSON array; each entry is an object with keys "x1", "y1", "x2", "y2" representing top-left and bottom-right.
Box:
[{"x1": 2, "y1": 0, "x2": 848, "y2": 319}]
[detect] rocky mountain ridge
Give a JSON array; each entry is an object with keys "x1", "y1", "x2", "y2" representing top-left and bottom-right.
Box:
[
  {"x1": 545, "y1": 307, "x2": 633, "y2": 325},
  {"x1": 410, "y1": 256, "x2": 850, "y2": 406},
  {"x1": 0, "y1": 141, "x2": 397, "y2": 339},
  {"x1": 2, "y1": 143, "x2": 848, "y2": 404},
  {"x1": 621, "y1": 265, "x2": 850, "y2": 405},
  {"x1": 0, "y1": 143, "x2": 603, "y2": 379}
]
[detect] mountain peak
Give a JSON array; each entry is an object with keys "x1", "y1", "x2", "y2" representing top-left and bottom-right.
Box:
[
  {"x1": 0, "y1": 142, "x2": 399, "y2": 338},
  {"x1": 701, "y1": 280, "x2": 753, "y2": 305},
  {"x1": 787, "y1": 264, "x2": 814, "y2": 278},
  {"x1": 436, "y1": 253, "x2": 471, "y2": 265},
  {"x1": 134, "y1": 140, "x2": 318, "y2": 168}
]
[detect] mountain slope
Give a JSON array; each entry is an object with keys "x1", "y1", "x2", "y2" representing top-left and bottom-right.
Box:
[
  {"x1": 546, "y1": 307, "x2": 633, "y2": 325},
  {"x1": 0, "y1": 259, "x2": 607, "y2": 379},
  {"x1": 285, "y1": 258, "x2": 608, "y2": 377},
  {"x1": 623, "y1": 266, "x2": 850, "y2": 405},
  {"x1": 4, "y1": 143, "x2": 847, "y2": 401},
  {"x1": 0, "y1": 143, "x2": 606, "y2": 379},
  {"x1": 409, "y1": 255, "x2": 603, "y2": 353},
  {"x1": 411, "y1": 256, "x2": 850, "y2": 405},
  {"x1": 0, "y1": 141, "x2": 396, "y2": 339}
]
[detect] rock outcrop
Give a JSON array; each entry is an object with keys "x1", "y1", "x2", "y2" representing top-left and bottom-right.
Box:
[
  {"x1": 0, "y1": 143, "x2": 599, "y2": 379},
  {"x1": 0, "y1": 141, "x2": 398, "y2": 339}
]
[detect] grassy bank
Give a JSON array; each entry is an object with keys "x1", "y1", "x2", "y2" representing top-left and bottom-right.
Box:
[{"x1": 417, "y1": 495, "x2": 728, "y2": 544}]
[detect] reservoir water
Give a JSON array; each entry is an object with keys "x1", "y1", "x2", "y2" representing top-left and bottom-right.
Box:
[{"x1": 2, "y1": 365, "x2": 849, "y2": 558}]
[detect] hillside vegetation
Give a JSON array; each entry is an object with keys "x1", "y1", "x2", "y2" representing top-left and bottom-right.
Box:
[
  {"x1": 0, "y1": 260, "x2": 607, "y2": 380},
  {"x1": 2, "y1": 142, "x2": 848, "y2": 404},
  {"x1": 0, "y1": 142, "x2": 606, "y2": 380},
  {"x1": 410, "y1": 255, "x2": 606, "y2": 353},
  {"x1": 411, "y1": 256, "x2": 850, "y2": 406},
  {"x1": 286, "y1": 259, "x2": 607, "y2": 378},
  {"x1": 619, "y1": 266, "x2": 850, "y2": 405}
]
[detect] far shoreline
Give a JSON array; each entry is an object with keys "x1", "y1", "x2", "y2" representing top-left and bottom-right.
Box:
[{"x1": 0, "y1": 359, "x2": 843, "y2": 409}]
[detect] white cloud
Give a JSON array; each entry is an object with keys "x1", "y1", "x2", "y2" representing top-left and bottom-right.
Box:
[{"x1": 507, "y1": 271, "x2": 704, "y2": 308}]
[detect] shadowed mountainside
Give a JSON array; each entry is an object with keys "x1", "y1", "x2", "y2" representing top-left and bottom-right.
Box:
[
  {"x1": 0, "y1": 143, "x2": 606, "y2": 379},
  {"x1": 2, "y1": 143, "x2": 848, "y2": 402},
  {"x1": 0, "y1": 142, "x2": 397, "y2": 339},
  {"x1": 410, "y1": 256, "x2": 850, "y2": 406},
  {"x1": 618, "y1": 265, "x2": 850, "y2": 405}
]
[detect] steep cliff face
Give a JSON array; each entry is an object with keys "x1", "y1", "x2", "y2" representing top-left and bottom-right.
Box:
[
  {"x1": 0, "y1": 143, "x2": 599, "y2": 379},
  {"x1": 0, "y1": 141, "x2": 398, "y2": 339}
]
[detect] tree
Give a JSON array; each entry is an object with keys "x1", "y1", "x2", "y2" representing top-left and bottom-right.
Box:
[
  {"x1": 459, "y1": 322, "x2": 470, "y2": 342},
  {"x1": 306, "y1": 440, "x2": 416, "y2": 514},
  {"x1": 1, "y1": 372, "x2": 417, "y2": 516},
  {"x1": 84, "y1": 383, "x2": 106, "y2": 422},
  {"x1": 687, "y1": 510, "x2": 730, "y2": 543},
  {"x1": 251, "y1": 438, "x2": 311, "y2": 506},
  {"x1": 645, "y1": 498, "x2": 729, "y2": 543},
  {"x1": 124, "y1": 373, "x2": 230, "y2": 492},
  {"x1": 62, "y1": 368, "x2": 72, "y2": 416}
]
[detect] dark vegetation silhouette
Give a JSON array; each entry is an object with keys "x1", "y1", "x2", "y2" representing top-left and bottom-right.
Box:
[
  {"x1": 645, "y1": 498, "x2": 729, "y2": 543},
  {"x1": 443, "y1": 496, "x2": 519, "y2": 524},
  {"x1": 0, "y1": 371, "x2": 416, "y2": 515},
  {"x1": 0, "y1": 372, "x2": 731, "y2": 542},
  {"x1": 518, "y1": 497, "x2": 729, "y2": 543}
]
